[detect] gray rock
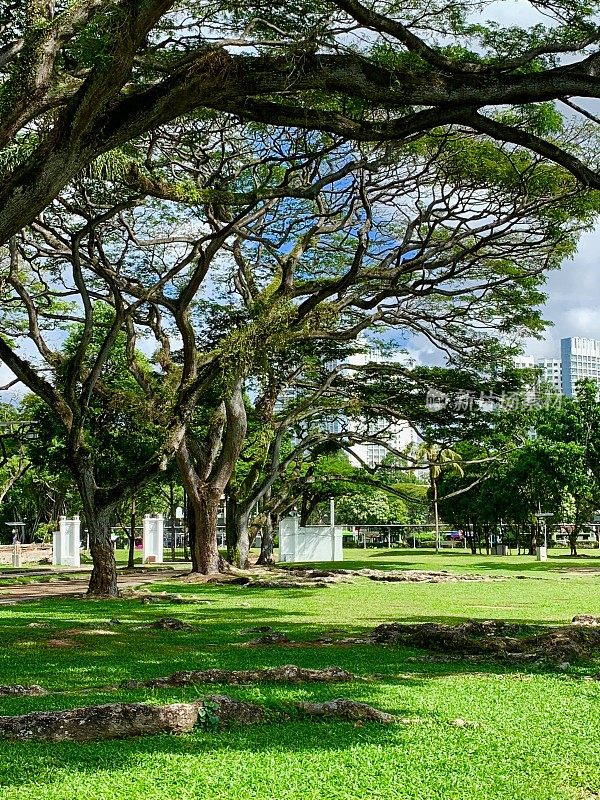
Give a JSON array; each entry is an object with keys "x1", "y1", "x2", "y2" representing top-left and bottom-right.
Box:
[
  {"x1": 0, "y1": 702, "x2": 200, "y2": 741},
  {"x1": 0, "y1": 685, "x2": 47, "y2": 697},
  {"x1": 572, "y1": 615, "x2": 600, "y2": 626}
]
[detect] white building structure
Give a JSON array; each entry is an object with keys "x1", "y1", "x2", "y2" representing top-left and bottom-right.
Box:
[
  {"x1": 513, "y1": 355, "x2": 535, "y2": 371},
  {"x1": 274, "y1": 337, "x2": 420, "y2": 468},
  {"x1": 142, "y1": 514, "x2": 164, "y2": 563},
  {"x1": 537, "y1": 358, "x2": 562, "y2": 393},
  {"x1": 348, "y1": 420, "x2": 418, "y2": 468},
  {"x1": 516, "y1": 336, "x2": 600, "y2": 397},
  {"x1": 278, "y1": 517, "x2": 343, "y2": 562},
  {"x1": 52, "y1": 516, "x2": 81, "y2": 567},
  {"x1": 561, "y1": 337, "x2": 600, "y2": 397},
  {"x1": 513, "y1": 355, "x2": 561, "y2": 392},
  {"x1": 344, "y1": 341, "x2": 419, "y2": 467}
]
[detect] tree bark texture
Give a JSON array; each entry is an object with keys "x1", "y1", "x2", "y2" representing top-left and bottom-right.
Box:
[
  {"x1": 128, "y1": 498, "x2": 136, "y2": 570},
  {"x1": 0, "y1": 694, "x2": 395, "y2": 741},
  {"x1": 227, "y1": 495, "x2": 250, "y2": 569},
  {"x1": 3, "y1": 42, "x2": 600, "y2": 251},
  {"x1": 257, "y1": 512, "x2": 276, "y2": 565},
  {"x1": 75, "y1": 463, "x2": 118, "y2": 596},
  {"x1": 0, "y1": 702, "x2": 201, "y2": 742},
  {"x1": 186, "y1": 493, "x2": 196, "y2": 570},
  {"x1": 87, "y1": 507, "x2": 118, "y2": 597},
  {"x1": 192, "y1": 487, "x2": 222, "y2": 574},
  {"x1": 177, "y1": 377, "x2": 247, "y2": 574},
  {"x1": 225, "y1": 492, "x2": 237, "y2": 564}
]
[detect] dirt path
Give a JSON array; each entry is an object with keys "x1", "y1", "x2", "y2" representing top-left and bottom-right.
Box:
[{"x1": 0, "y1": 570, "x2": 190, "y2": 605}]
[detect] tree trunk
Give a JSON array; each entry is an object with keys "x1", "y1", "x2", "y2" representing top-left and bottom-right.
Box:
[
  {"x1": 187, "y1": 498, "x2": 197, "y2": 571},
  {"x1": 234, "y1": 509, "x2": 251, "y2": 569},
  {"x1": 182, "y1": 489, "x2": 190, "y2": 562},
  {"x1": 226, "y1": 494, "x2": 250, "y2": 568},
  {"x1": 128, "y1": 497, "x2": 136, "y2": 570},
  {"x1": 530, "y1": 525, "x2": 537, "y2": 555},
  {"x1": 432, "y1": 473, "x2": 440, "y2": 554},
  {"x1": 225, "y1": 492, "x2": 237, "y2": 564},
  {"x1": 571, "y1": 506, "x2": 580, "y2": 556},
  {"x1": 257, "y1": 511, "x2": 275, "y2": 565},
  {"x1": 469, "y1": 520, "x2": 477, "y2": 555},
  {"x1": 300, "y1": 492, "x2": 310, "y2": 527},
  {"x1": 75, "y1": 464, "x2": 118, "y2": 597},
  {"x1": 570, "y1": 535, "x2": 578, "y2": 556},
  {"x1": 170, "y1": 481, "x2": 176, "y2": 562},
  {"x1": 192, "y1": 487, "x2": 222, "y2": 573},
  {"x1": 177, "y1": 376, "x2": 247, "y2": 574},
  {"x1": 87, "y1": 507, "x2": 118, "y2": 597}
]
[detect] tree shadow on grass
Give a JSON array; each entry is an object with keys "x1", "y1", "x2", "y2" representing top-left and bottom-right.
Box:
[
  {"x1": 434, "y1": 559, "x2": 600, "y2": 574},
  {"x1": 0, "y1": 720, "x2": 423, "y2": 793},
  {"x1": 0, "y1": 615, "x2": 594, "y2": 721},
  {"x1": 291, "y1": 548, "x2": 600, "y2": 574},
  {"x1": 0, "y1": 581, "x2": 597, "y2": 716}
]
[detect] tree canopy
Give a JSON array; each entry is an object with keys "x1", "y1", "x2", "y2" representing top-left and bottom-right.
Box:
[
  {"x1": 2, "y1": 1, "x2": 600, "y2": 592},
  {"x1": 2, "y1": 0, "x2": 600, "y2": 245}
]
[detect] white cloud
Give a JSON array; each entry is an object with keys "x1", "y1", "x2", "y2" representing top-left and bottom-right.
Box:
[{"x1": 521, "y1": 225, "x2": 600, "y2": 358}]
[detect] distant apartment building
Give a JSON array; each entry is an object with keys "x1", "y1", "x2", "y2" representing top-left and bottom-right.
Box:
[
  {"x1": 560, "y1": 337, "x2": 600, "y2": 397},
  {"x1": 513, "y1": 355, "x2": 535, "y2": 371},
  {"x1": 537, "y1": 358, "x2": 562, "y2": 393},
  {"x1": 515, "y1": 337, "x2": 600, "y2": 396},
  {"x1": 344, "y1": 342, "x2": 419, "y2": 467},
  {"x1": 513, "y1": 354, "x2": 562, "y2": 394},
  {"x1": 349, "y1": 422, "x2": 418, "y2": 469},
  {"x1": 275, "y1": 339, "x2": 419, "y2": 468}
]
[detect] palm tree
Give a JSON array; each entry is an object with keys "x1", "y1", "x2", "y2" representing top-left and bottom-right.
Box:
[{"x1": 416, "y1": 443, "x2": 464, "y2": 553}]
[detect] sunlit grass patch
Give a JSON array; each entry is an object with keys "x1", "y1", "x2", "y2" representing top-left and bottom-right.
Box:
[{"x1": 0, "y1": 550, "x2": 600, "y2": 798}]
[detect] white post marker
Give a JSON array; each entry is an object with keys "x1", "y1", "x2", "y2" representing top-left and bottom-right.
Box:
[
  {"x1": 536, "y1": 511, "x2": 552, "y2": 562},
  {"x1": 52, "y1": 516, "x2": 81, "y2": 567},
  {"x1": 12, "y1": 541, "x2": 21, "y2": 568},
  {"x1": 143, "y1": 514, "x2": 164, "y2": 564}
]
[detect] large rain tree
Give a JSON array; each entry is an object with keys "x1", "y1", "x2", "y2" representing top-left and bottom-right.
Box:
[
  {"x1": 0, "y1": 116, "x2": 596, "y2": 593},
  {"x1": 1, "y1": 0, "x2": 600, "y2": 246}
]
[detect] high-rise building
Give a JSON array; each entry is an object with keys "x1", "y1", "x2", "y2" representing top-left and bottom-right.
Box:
[
  {"x1": 516, "y1": 338, "x2": 600, "y2": 396},
  {"x1": 348, "y1": 423, "x2": 418, "y2": 469},
  {"x1": 513, "y1": 355, "x2": 535, "y2": 371},
  {"x1": 344, "y1": 341, "x2": 419, "y2": 467},
  {"x1": 274, "y1": 338, "x2": 419, "y2": 467},
  {"x1": 561, "y1": 337, "x2": 600, "y2": 397},
  {"x1": 537, "y1": 358, "x2": 562, "y2": 393},
  {"x1": 513, "y1": 354, "x2": 562, "y2": 394}
]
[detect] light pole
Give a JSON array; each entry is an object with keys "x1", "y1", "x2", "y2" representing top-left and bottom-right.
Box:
[
  {"x1": 6, "y1": 522, "x2": 26, "y2": 568},
  {"x1": 329, "y1": 497, "x2": 337, "y2": 561},
  {"x1": 534, "y1": 510, "x2": 553, "y2": 561}
]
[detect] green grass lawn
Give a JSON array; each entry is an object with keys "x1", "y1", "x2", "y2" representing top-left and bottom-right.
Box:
[{"x1": 1, "y1": 549, "x2": 600, "y2": 799}]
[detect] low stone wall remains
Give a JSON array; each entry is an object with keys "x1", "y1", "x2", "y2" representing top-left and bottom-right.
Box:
[{"x1": 0, "y1": 544, "x2": 52, "y2": 565}]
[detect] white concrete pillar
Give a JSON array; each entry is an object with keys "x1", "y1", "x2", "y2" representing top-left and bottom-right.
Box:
[
  {"x1": 278, "y1": 517, "x2": 298, "y2": 562},
  {"x1": 53, "y1": 516, "x2": 81, "y2": 566},
  {"x1": 143, "y1": 514, "x2": 164, "y2": 563},
  {"x1": 536, "y1": 546, "x2": 547, "y2": 562}
]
